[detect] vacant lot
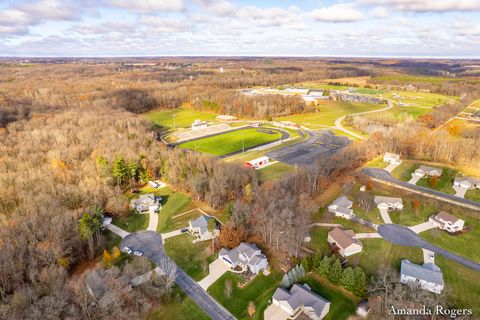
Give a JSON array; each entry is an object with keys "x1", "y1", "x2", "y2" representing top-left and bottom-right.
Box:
[
  {"x1": 208, "y1": 271, "x2": 282, "y2": 320},
  {"x1": 147, "y1": 287, "x2": 210, "y2": 320},
  {"x1": 276, "y1": 100, "x2": 386, "y2": 128},
  {"x1": 179, "y1": 127, "x2": 283, "y2": 156},
  {"x1": 145, "y1": 108, "x2": 218, "y2": 128},
  {"x1": 164, "y1": 233, "x2": 215, "y2": 281}
]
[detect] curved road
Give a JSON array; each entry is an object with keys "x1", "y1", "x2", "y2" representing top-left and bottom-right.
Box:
[
  {"x1": 334, "y1": 99, "x2": 395, "y2": 140},
  {"x1": 378, "y1": 224, "x2": 480, "y2": 272},
  {"x1": 120, "y1": 231, "x2": 236, "y2": 320},
  {"x1": 363, "y1": 168, "x2": 480, "y2": 211}
]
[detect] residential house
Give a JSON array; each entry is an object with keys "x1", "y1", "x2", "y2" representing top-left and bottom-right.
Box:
[
  {"x1": 429, "y1": 211, "x2": 465, "y2": 233},
  {"x1": 129, "y1": 193, "x2": 161, "y2": 214},
  {"x1": 356, "y1": 301, "x2": 371, "y2": 318},
  {"x1": 219, "y1": 242, "x2": 268, "y2": 274},
  {"x1": 327, "y1": 228, "x2": 363, "y2": 257},
  {"x1": 188, "y1": 215, "x2": 218, "y2": 241},
  {"x1": 400, "y1": 259, "x2": 444, "y2": 294},
  {"x1": 148, "y1": 180, "x2": 167, "y2": 189},
  {"x1": 383, "y1": 152, "x2": 402, "y2": 165},
  {"x1": 374, "y1": 196, "x2": 404, "y2": 210},
  {"x1": 267, "y1": 284, "x2": 331, "y2": 320},
  {"x1": 414, "y1": 165, "x2": 443, "y2": 177},
  {"x1": 328, "y1": 196, "x2": 354, "y2": 219},
  {"x1": 191, "y1": 119, "x2": 208, "y2": 130},
  {"x1": 454, "y1": 176, "x2": 480, "y2": 190}
]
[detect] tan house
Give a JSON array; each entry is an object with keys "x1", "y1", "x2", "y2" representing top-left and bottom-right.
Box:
[
  {"x1": 429, "y1": 211, "x2": 465, "y2": 233},
  {"x1": 327, "y1": 228, "x2": 363, "y2": 257}
]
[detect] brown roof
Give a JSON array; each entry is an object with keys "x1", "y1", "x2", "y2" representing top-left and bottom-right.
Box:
[
  {"x1": 435, "y1": 211, "x2": 459, "y2": 224},
  {"x1": 328, "y1": 228, "x2": 361, "y2": 249}
]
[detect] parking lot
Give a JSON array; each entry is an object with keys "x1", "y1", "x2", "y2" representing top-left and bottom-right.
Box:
[{"x1": 266, "y1": 130, "x2": 350, "y2": 166}]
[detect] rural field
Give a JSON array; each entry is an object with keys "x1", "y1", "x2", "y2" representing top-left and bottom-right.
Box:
[
  {"x1": 145, "y1": 108, "x2": 218, "y2": 128},
  {"x1": 179, "y1": 127, "x2": 283, "y2": 156},
  {"x1": 276, "y1": 100, "x2": 386, "y2": 128}
]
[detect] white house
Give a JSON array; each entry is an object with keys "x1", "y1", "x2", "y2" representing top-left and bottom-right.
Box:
[
  {"x1": 454, "y1": 176, "x2": 480, "y2": 190},
  {"x1": 219, "y1": 242, "x2": 268, "y2": 274},
  {"x1": 374, "y1": 196, "x2": 404, "y2": 210},
  {"x1": 429, "y1": 211, "x2": 465, "y2": 233},
  {"x1": 268, "y1": 284, "x2": 331, "y2": 320},
  {"x1": 328, "y1": 196, "x2": 354, "y2": 219},
  {"x1": 188, "y1": 215, "x2": 217, "y2": 241},
  {"x1": 383, "y1": 152, "x2": 402, "y2": 165},
  {"x1": 414, "y1": 165, "x2": 443, "y2": 177},
  {"x1": 327, "y1": 228, "x2": 363, "y2": 257},
  {"x1": 129, "y1": 193, "x2": 161, "y2": 214},
  {"x1": 191, "y1": 119, "x2": 208, "y2": 130},
  {"x1": 400, "y1": 259, "x2": 444, "y2": 294}
]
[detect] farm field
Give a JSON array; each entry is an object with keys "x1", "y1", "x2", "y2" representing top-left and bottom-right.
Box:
[
  {"x1": 381, "y1": 91, "x2": 457, "y2": 108},
  {"x1": 179, "y1": 127, "x2": 283, "y2": 156},
  {"x1": 276, "y1": 100, "x2": 386, "y2": 129},
  {"x1": 145, "y1": 108, "x2": 218, "y2": 128}
]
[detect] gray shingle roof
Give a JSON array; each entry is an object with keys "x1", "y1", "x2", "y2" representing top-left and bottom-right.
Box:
[
  {"x1": 401, "y1": 259, "x2": 444, "y2": 286},
  {"x1": 273, "y1": 284, "x2": 330, "y2": 318},
  {"x1": 331, "y1": 196, "x2": 353, "y2": 208}
]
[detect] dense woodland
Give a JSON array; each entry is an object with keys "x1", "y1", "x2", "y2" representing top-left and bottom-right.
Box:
[{"x1": 1, "y1": 58, "x2": 480, "y2": 318}]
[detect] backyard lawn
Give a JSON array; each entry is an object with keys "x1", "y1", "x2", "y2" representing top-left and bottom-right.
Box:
[
  {"x1": 300, "y1": 275, "x2": 360, "y2": 320},
  {"x1": 164, "y1": 233, "x2": 215, "y2": 281},
  {"x1": 179, "y1": 127, "x2": 283, "y2": 156},
  {"x1": 157, "y1": 191, "x2": 195, "y2": 233},
  {"x1": 276, "y1": 100, "x2": 386, "y2": 128},
  {"x1": 207, "y1": 271, "x2": 283, "y2": 320},
  {"x1": 144, "y1": 108, "x2": 218, "y2": 128},
  {"x1": 112, "y1": 213, "x2": 148, "y2": 232}
]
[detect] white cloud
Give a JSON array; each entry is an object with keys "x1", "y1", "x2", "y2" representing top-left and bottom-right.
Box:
[
  {"x1": 107, "y1": 0, "x2": 184, "y2": 12},
  {"x1": 195, "y1": 0, "x2": 236, "y2": 16},
  {"x1": 17, "y1": 0, "x2": 81, "y2": 21},
  {"x1": 237, "y1": 5, "x2": 305, "y2": 29},
  {"x1": 360, "y1": 0, "x2": 480, "y2": 12},
  {"x1": 0, "y1": 9, "x2": 31, "y2": 25},
  {"x1": 310, "y1": 3, "x2": 366, "y2": 22},
  {"x1": 138, "y1": 16, "x2": 188, "y2": 33},
  {"x1": 370, "y1": 6, "x2": 389, "y2": 18}
]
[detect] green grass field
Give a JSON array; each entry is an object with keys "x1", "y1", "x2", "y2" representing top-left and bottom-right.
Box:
[
  {"x1": 208, "y1": 271, "x2": 283, "y2": 320},
  {"x1": 145, "y1": 108, "x2": 218, "y2": 128},
  {"x1": 179, "y1": 128, "x2": 283, "y2": 156},
  {"x1": 276, "y1": 100, "x2": 386, "y2": 128},
  {"x1": 465, "y1": 188, "x2": 480, "y2": 202},
  {"x1": 112, "y1": 213, "x2": 148, "y2": 232},
  {"x1": 147, "y1": 287, "x2": 210, "y2": 320},
  {"x1": 382, "y1": 91, "x2": 456, "y2": 108},
  {"x1": 164, "y1": 233, "x2": 215, "y2": 281},
  {"x1": 257, "y1": 162, "x2": 294, "y2": 181}
]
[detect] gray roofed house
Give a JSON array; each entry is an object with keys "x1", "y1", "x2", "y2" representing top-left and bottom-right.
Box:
[
  {"x1": 268, "y1": 284, "x2": 331, "y2": 320},
  {"x1": 454, "y1": 176, "x2": 480, "y2": 190},
  {"x1": 219, "y1": 242, "x2": 269, "y2": 274},
  {"x1": 328, "y1": 196, "x2": 354, "y2": 219},
  {"x1": 400, "y1": 259, "x2": 444, "y2": 294},
  {"x1": 129, "y1": 193, "x2": 161, "y2": 214},
  {"x1": 374, "y1": 196, "x2": 403, "y2": 210},
  {"x1": 415, "y1": 165, "x2": 443, "y2": 177},
  {"x1": 188, "y1": 215, "x2": 217, "y2": 242}
]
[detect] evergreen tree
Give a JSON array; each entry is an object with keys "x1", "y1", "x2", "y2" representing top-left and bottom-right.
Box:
[
  {"x1": 312, "y1": 253, "x2": 322, "y2": 270},
  {"x1": 290, "y1": 267, "x2": 298, "y2": 283},
  {"x1": 112, "y1": 154, "x2": 127, "y2": 186},
  {"x1": 316, "y1": 256, "x2": 332, "y2": 277},
  {"x1": 353, "y1": 267, "x2": 367, "y2": 296},
  {"x1": 301, "y1": 256, "x2": 311, "y2": 272},
  {"x1": 340, "y1": 267, "x2": 355, "y2": 291},
  {"x1": 281, "y1": 274, "x2": 290, "y2": 288},
  {"x1": 287, "y1": 270, "x2": 295, "y2": 285},
  {"x1": 329, "y1": 258, "x2": 342, "y2": 284},
  {"x1": 298, "y1": 264, "x2": 306, "y2": 278}
]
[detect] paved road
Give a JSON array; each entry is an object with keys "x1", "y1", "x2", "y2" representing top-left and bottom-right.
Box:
[
  {"x1": 378, "y1": 224, "x2": 480, "y2": 272},
  {"x1": 334, "y1": 99, "x2": 394, "y2": 140},
  {"x1": 362, "y1": 168, "x2": 480, "y2": 211},
  {"x1": 120, "y1": 231, "x2": 236, "y2": 320}
]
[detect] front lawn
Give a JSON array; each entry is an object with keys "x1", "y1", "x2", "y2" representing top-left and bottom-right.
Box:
[
  {"x1": 179, "y1": 127, "x2": 283, "y2": 156},
  {"x1": 112, "y1": 213, "x2": 148, "y2": 232},
  {"x1": 364, "y1": 156, "x2": 387, "y2": 169},
  {"x1": 465, "y1": 188, "x2": 480, "y2": 202},
  {"x1": 164, "y1": 234, "x2": 215, "y2": 281},
  {"x1": 416, "y1": 168, "x2": 456, "y2": 194},
  {"x1": 300, "y1": 275, "x2": 360, "y2": 320},
  {"x1": 146, "y1": 286, "x2": 210, "y2": 320},
  {"x1": 391, "y1": 161, "x2": 417, "y2": 181},
  {"x1": 207, "y1": 271, "x2": 282, "y2": 320}
]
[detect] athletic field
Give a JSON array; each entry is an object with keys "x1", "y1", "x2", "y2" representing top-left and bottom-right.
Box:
[
  {"x1": 145, "y1": 109, "x2": 217, "y2": 128},
  {"x1": 179, "y1": 128, "x2": 283, "y2": 156}
]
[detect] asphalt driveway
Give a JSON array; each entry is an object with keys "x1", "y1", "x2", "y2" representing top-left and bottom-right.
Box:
[{"x1": 378, "y1": 224, "x2": 480, "y2": 272}]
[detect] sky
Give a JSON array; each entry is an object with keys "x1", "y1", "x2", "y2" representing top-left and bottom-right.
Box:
[{"x1": 0, "y1": 0, "x2": 480, "y2": 57}]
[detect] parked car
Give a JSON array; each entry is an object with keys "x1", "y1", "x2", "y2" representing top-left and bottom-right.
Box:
[
  {"x1": 133, "y1": 250, "x2": 143, "y2": 256},
  {"x1": 180, "y1": 228, "x2": 189, "y2": 233},
  {"x1": 123, "y1": 247, "x2": 132, "y2": 254}
]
